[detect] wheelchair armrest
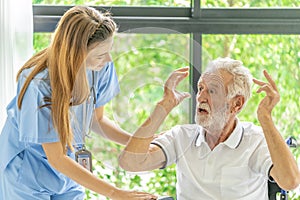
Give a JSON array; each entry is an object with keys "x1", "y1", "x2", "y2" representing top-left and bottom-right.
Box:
[
  {"x1": 268, "y1": 178, "x2": 282, "y2": 200},
  {"x1": 268, "y1": 176, "x2": 288, "y2": 200}
]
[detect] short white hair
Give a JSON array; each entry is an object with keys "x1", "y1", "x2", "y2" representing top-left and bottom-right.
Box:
[{"x1": 205, "y1": 57, "x2": 253, "y2": 105}]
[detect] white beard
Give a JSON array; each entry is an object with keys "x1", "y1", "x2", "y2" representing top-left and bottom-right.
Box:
[{"x1": 195, "y1": 104, "x2": 229, "y2": 132}]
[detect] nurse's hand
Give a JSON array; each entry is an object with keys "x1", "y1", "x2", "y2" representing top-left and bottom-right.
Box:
[{"x1": 110, "y1": 188, "x2": 157, "y2": 200}]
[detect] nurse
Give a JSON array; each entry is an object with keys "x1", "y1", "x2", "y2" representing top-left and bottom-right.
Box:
[{"x1": 0, "y1": 6, "x2": 157, "y2": 200}]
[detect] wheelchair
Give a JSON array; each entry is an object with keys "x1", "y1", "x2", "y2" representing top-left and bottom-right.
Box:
[
  {"x1": 159, "y1": 136, "x2": 298, "y2": 200},
  {"x1": 268, "y1": 177, "x2": 288, "y2": 200}
]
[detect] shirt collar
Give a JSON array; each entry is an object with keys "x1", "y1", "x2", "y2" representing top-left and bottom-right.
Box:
[
  {"x1": 223, "y1": 118, "x2": 244, "y2": 149},
  {"x1": 195, "y1": 118, "x2": 244, "y2": 149},
  {"x1": 195, "y1": 126, "x2": 206, "y2": 147}
]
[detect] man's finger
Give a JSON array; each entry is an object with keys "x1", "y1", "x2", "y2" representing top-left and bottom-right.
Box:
[
  {"x1": 256, "y1": 84, "x2": 276, "y2": 96},
  {"x1": 253, "y1": 78, "x2": 266, "y2": 86},
  {"x1": 263, "y1": 70, "x2": 279, "y2": 92}
]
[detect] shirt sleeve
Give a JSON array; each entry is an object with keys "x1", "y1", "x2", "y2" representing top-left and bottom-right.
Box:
[
  {"x1": 151, "y1": 126, "x2": 182, "y2": 168},
  {"x1": 18, "y1": 74, "x2": 59, "y2": 144},
  {"x1": 249, "y1": 131, "x2": 273, "y2": 177},
  {"x1": 94, "y1": 62, "x2": 120, "y2": 108}
]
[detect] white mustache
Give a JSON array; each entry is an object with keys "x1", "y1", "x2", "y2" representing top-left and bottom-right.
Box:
[{"x1": 198, "y1": 103, "x2": 211, "y2": 113}]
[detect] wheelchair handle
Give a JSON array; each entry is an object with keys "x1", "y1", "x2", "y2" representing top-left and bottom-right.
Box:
[{"x1": 285, "y1": 136, "x2": 298, "y2": 148}]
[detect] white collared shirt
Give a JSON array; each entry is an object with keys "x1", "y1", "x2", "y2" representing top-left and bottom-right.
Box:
[{"x1": 152, "y1": 119, "x2": 272, "y2": 200}]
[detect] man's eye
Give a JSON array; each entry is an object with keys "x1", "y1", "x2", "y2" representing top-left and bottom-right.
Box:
[{"x1": 209, "y1": 89, "x2": 216, "y2": 94}]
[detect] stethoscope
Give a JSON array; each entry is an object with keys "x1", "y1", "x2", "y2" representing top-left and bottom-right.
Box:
[
  {"x1": 73, "y1": 71, "x2": 96, "y2": 150},
  {"x1": 83, "y1": 71, "x2": 96, "y2": 139}
]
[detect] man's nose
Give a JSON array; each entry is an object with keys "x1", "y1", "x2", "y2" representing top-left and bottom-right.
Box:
[{"x1": 197, "y1": 90, "x2": 209, "y2": 103}]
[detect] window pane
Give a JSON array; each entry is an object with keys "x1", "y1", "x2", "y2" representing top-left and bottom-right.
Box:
[
  {"x1": 32, "y1": 0, "x2": 190, "y2": 7},
  {"x1": 33, "y1": 33, "x2": 51, "y2": 52},
  {"x1": 95, "y1": 32, "x2": 190, "y2": 159},
  {"x1": 111, "y1": 32, "x2": 190, "y2": 131},
  {"x1": 202, "y1": 0, "x2": 300, "y2": 7},
  {"x1": 202, "y1": 34, "x2": 300, "y2": 138},
  {"x1": 203, "y1": 34, "x2": 300, "y2": 199}
]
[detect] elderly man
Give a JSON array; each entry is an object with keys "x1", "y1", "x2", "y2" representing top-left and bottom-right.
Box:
[{"x1": 119, "y1": 57, "x2": 300, "y2": 200}]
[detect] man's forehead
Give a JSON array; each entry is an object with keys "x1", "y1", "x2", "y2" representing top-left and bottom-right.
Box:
[{"x1": 199, "y1": 69, "x2": 233, "y2": 86}]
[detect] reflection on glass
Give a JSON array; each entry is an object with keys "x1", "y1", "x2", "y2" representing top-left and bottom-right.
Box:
[
  {"x1": 111, "y1": 33, "x2": 190, "y2": 131},
  {"x1": 32, "y1": 0, "x2": 190, "y2": 7}
]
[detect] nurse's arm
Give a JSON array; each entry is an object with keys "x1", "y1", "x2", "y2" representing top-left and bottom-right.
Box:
[
  {"x1": 91, "y1": 106, "x2": 131, "y2": 145},
  {"x1": 42, "y1": 142, "x2": 118, "y2": 198}
]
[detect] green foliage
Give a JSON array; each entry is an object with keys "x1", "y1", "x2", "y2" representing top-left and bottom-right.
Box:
[
  {"x1": 203, "y1": 0, "x2": 300, "y2": 7},
  {"x1": 147, "y1": 165, "x2": 177, "y2": 198},
  {"x1": 33, "y1": 0, "x2": 190, "y2": 6},
  {"x1": 33, "y1": 33, "x2": 52, "y2": 53}
]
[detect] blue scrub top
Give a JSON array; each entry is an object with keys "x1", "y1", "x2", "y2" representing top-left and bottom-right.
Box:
[{"x1": 0, "y1": 62, "x2": 120, "y2": 194}]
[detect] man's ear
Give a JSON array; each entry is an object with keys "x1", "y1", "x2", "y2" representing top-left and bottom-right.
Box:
[{"x1": 233, "y1": 95, "x2": 245, "y2": 113}]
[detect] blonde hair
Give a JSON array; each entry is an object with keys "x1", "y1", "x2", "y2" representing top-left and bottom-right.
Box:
[{"x1": 17, "y1": 6, "x2": 117, "y2": 153}]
